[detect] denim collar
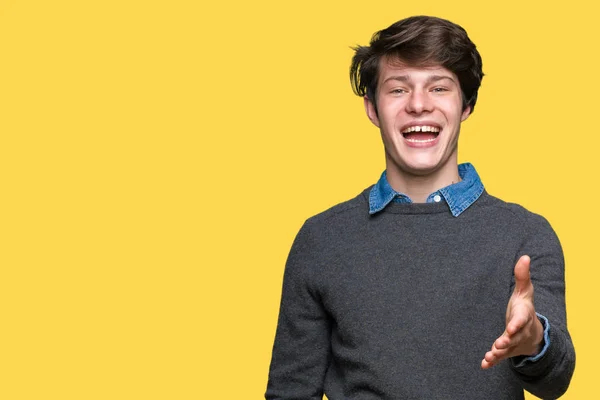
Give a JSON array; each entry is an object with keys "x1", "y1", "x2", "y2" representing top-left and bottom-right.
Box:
[{"x1": 368, "y1": 162, "x2": 485, "y2": 217}]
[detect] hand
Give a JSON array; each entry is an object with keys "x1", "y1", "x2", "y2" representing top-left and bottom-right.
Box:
[{"x1": 481, "y1": 255, "x2": 544, "y2": 369}]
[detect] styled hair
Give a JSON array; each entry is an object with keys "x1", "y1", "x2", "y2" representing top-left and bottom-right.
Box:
[{"x1": 350, "y1": 16, "x2": 484, "y2": 113}]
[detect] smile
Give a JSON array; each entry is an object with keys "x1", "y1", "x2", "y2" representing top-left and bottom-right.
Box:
[
  {"x1": 401, "y1": 125, "x2": 441, "y2": 144},
  {"x1": 401, "y1": 124, "x2": 441, "y2": 148},
  {"x1": 401, "y1": 125, "x2": 440, "y2": 133},
  {"x1": 405, "y1": 137, "x2": 437, "y2": 143}
]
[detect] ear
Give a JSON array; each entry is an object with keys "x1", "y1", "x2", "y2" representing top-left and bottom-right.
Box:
[
  {"x1": 461, "y1": 105, "x2": 472, "y2": 122},
  {"x1": 364, "y1": 97, "x2": 380, "y2": 128}
]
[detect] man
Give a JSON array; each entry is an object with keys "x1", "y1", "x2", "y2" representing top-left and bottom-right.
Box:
[{"x1": 265, "y1": 16, "x2": 575, "y2": 399}]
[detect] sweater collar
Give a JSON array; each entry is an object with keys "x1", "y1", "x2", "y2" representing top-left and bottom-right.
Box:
[{"x1": 368, "y1": 162, "x2": 485, "y2": 217}]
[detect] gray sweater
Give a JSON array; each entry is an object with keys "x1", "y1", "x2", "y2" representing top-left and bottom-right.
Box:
[{"x1": 265, "y1": 188, "x2": 575, "y2": 399}]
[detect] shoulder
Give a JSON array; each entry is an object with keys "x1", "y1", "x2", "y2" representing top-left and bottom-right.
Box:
[
  {"x1": 288, "y1": 186, "x2": 372, "y2": 260},
  {"x1": 293, "y1": 186, "x2": 372, "y2": 244},
  {"x1": 303, "y1": 186, "x2": 371, "y2": 228},
  {"x1": 472, "y1": 192, "x2": 565, "y2": 267},
  {"x1": 475, "y1": 192, "x2": 559, "y2": 244}
]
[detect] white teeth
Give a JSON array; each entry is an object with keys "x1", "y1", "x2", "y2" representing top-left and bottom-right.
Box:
[
  {"x1": 402, "y1": 125, "x2": 440, "y2": 133},
  {"x1": 405, "y1": 137, "x2": 437, "y2": 143}
]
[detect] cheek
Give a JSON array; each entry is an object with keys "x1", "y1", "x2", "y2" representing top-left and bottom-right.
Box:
[
  {"x1": 378, "y1": 102, "x2": 403, "y2": 128},
  {"x1": 439, "y1": 105, "x2": 463, "y2": 125}
]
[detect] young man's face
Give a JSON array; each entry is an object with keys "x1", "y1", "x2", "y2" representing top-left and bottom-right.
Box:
[{"x1": 365, "y1": 59, "x2": 471, "y2": 178}]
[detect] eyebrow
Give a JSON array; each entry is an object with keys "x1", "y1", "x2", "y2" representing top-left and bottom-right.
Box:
[{"x1": 382, "y1": 74, "x2": 457, "y2": 85}]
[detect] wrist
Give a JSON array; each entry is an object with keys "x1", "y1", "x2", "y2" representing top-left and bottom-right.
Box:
[{"x1": 529, "y1": 316, "x2": 544, "y2": 356}]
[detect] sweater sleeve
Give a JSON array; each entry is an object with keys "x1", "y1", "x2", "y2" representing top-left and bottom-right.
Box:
[
  {"x1": 265, "y1": 221, "x2": 331, "y2": 400},
  {"x1": 509, "y1": 213, "x2": 576, "y2": 399}
]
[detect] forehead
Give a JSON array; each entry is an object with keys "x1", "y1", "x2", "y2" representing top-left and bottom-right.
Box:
[{"x1": 377, "y1": 58, "x2": 458, "y2": 85}]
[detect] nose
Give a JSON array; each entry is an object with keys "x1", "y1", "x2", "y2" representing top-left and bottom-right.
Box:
[{"x1": 405, "y1": 90, "x2": 433, "y2": 114}]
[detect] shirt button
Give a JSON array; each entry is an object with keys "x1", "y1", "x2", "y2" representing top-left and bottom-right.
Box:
[{"x1": 433, "y1": 195, "x2": 442, "y2": 202}]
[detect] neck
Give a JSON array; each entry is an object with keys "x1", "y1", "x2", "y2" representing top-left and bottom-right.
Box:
[{"x1": 385, "y1": 156, "x2": 461, "y2": 203}]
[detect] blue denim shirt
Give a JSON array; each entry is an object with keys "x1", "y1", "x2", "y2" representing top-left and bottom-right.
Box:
[
  {"x1": 368, "y1": 162, "x2": 550, "y2": 365},
  {"x1": 369, "y1": 162, "x2": 484, "y2": 216}
]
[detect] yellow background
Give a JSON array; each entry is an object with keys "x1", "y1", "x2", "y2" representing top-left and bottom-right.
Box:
[{"x1": 1, "y1": 1, "x2": 596, "y2": 399}]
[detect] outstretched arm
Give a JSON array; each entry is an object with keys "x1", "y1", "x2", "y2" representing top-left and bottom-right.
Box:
[
  {"x1": 482, "y1": 214, "x2": 575, "y2": 399},
  {"x1": 481, "y1": 255, "x2": 544, "y2": 367}
]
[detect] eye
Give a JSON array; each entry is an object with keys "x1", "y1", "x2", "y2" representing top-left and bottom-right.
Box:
[
  {"x1": 431, "y1": 87, "x2": 449, "y2": 93},
  {"x1": 390, "y1": 88, "x2": 407, "y2": 94}
]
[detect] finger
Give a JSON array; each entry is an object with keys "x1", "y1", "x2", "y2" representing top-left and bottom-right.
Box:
[
  {"x1": 496, "y1": 329, "x2": 528, "y2": 352},
  {"x1": 493, "y1": 333, "x2": 511, "y2": 350},
  {"x1": 483, "y1": 339, "x2": 511, "y2": 367},
  {"x1": 506, "y1": 311, "x2": 529, "y2": 336},
  {"x1": 482, "y1": 339, "x2": 500, "y2": 368},
  {"x1": 490, "y1": 338, "x2": 517, "y2": 359},
  {"x1": 513, "y1": 255, "x2": 532, "y2": 295},
  {"x1": 482, "y1": 344, "x2": 516, "y2": 369},
  {"x1": 486, "y1": 339, "x2": 522, "y2": 367},
  {"x1": 490, "y1": 345, "x2": 515, "y2": 363},
  {"x1": 484, "y1": 348, "x2": 497, "y2": 363},
  {"x1": 481, "y1": 358, "x2": 493, "y2": 369},
  {"x1": 482, "y1": 350, "x2": 499, "y2": 369}
]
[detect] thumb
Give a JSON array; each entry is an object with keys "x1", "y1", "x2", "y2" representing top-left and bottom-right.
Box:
[{"x1": 513, "y1": 255, "x2": 532, "y2": 295}]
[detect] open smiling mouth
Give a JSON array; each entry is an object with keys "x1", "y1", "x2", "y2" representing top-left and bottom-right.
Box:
[{"x1": 401, "y1": 125, "x2": 440, "y2": 143}]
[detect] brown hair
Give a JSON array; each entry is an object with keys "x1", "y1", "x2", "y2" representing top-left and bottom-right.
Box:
[{"x1": 350, "y1": 16, "x2": 484, "y2": 113}]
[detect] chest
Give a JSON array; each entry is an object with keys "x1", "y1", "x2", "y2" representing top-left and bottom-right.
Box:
[{"x1": 317, "y1": 215, "x2": 520, "y2": 343}]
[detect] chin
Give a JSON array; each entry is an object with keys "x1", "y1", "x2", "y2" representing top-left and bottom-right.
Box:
[
  {"x1": 401, "y1": 159, "x2": 443, "y2": 175},
  {"x1": 404, "y1": 166, "x2": 440, "y2": 176}
]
